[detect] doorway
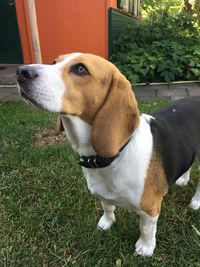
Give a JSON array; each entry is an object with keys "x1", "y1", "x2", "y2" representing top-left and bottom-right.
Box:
[{"x1": 0, "y1": 0, "x2": 23, "y2": 63}]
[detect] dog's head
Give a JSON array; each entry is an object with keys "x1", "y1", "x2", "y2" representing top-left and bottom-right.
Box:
[{"x1": 17, "y1": 53, "x2": 140, "y2": 157}]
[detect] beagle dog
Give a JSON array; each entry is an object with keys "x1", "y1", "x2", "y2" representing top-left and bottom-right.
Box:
[{"x1": 17, "y1": 53, "x2": 200, "y2": 257}]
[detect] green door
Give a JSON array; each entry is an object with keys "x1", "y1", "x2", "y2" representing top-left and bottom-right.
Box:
[{"x1": 0, "y1": 0, "x2": 23, "y2": 63}]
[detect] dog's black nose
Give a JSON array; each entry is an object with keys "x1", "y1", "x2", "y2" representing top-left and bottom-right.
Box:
[{"x1": 17, "y1": 65, "x2": 38, "y2": 80}]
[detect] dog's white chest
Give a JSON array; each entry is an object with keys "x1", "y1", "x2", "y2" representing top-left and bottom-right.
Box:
[
  {"x1": 81, "y1": 117, "x2": 154, "y2": 210},
  {"x1": 83, "y1": 155, "x2": 151, "y2": 209},
  {"x1": 84, "y1": 166, "x2": 140, "y2": 209}
]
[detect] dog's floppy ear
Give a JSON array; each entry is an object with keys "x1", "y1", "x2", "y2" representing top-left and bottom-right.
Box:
[{"x1": 92, "y1": 72, "x2": 140, "y2": 157}]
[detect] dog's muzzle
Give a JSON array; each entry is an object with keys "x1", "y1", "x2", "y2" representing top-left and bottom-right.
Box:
[
  {"x1": 16, "y1": 65, "x2": 40, "y2": 104},
  {"x1": 17, "y1": 65, "x2": 38, "y2": 89},
  {"x1": 17, "y1": 65, "x2": 38, "y2": 81}
]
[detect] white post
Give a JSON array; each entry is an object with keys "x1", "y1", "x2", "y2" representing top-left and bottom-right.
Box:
[{"x1": 27, "y1": 0, "x2": 42, "y2": 63}]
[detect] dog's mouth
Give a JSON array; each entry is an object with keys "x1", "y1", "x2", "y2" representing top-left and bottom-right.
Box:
[
  {"x1": 18, "y1": 84, "x2": 45, "y2": 110},
  {"x1": 16, "y1": 65, "x2": 47, "y2": 111},
  {"x1": 17, "y1": 64, "x2": 65, "y2": 114}
]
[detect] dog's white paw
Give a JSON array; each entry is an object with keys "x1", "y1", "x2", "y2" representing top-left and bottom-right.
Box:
[
  {"x1": 190, "y1": 198, "x2": 200, "y2": 210},
  {"x1": 175, "y1": 177, "x2": 189, "y2": 187},
  {"x1": 135, "y1": 237, "x2": 155, "y2": 257},
  {"x1": 97, "y1": 214, "x2": 116, "y2": 230}
]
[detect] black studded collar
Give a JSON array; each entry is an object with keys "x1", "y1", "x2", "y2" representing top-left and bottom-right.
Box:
[{"x1": 78, "y1": 138, "x2": 131, "y2": 168}]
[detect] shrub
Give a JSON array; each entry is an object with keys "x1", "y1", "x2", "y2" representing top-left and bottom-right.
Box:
[{"x1": 111, "y1": 12, "x2": 200, "y2": 84}]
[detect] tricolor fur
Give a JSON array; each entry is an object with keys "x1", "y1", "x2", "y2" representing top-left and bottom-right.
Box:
[{"x1": 17, "y1": 53, "x2": 200, "y2": 256}]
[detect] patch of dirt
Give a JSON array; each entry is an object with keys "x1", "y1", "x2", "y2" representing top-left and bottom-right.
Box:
[{"x1": 35, "y1": 129, "x2": 67, "y2": 146}]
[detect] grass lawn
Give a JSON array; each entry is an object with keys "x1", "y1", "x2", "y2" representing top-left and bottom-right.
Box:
[{"x1": 0, "y1": 100, "x2": 199, "y2": 267}]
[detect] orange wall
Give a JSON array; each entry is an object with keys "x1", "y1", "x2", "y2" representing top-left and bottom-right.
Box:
[
  {"x1": 16, "y1": 0, "x2": 117, "y2": 64},
  {"x1": 15, "y1": 0, "x2": 35, "y2": 63}
]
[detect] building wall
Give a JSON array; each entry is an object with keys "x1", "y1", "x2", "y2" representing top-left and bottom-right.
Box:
[
  {"x1": 16, "y1": 0, "x2": 117, "y2": 64},
  {"x1": 108, "y1": 8, "x2": 138, "y2": 57}
]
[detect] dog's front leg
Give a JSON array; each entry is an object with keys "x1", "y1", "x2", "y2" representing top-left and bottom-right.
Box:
[
  {"x1": 135, "y1": 212, "x2": 159, "y2": 257},
  {"x1": 97, "y1": 201, "x2": 116, "y2": 230}
]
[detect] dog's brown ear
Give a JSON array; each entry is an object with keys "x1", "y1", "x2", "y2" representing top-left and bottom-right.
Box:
[{"x1": 92, "y1": 72, "x2": 140, "y2": 157}]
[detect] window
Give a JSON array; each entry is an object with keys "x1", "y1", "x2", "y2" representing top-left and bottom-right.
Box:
[{"x1": 117, "y1": 0, "x2": 140, "y2": 16}]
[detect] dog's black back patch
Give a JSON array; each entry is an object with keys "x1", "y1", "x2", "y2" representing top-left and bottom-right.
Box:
[{"x1": 150, "y1": 96, "x2": 200, "y2": 184}]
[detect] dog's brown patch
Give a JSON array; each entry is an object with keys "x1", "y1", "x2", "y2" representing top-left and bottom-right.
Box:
[
  {"x1": 61, "y1": 54, "x2": 111, "y2": 124},
  {"x1": 92, "y1": 74, "x2": 140, "y2": 157},
  {"x1": 59, "y1": 53, "x2": 140, "y2": 157},
  {"x1": 140, "y1": 151, "x2": 168, "y2": 217}
]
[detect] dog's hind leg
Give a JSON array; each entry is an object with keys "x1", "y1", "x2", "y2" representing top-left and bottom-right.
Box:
[
  {"x1": 97, "y1": 202, "x2": 116, "y2": 230},
  {"x1": 176, "y1": 168, "x2": 191, "y2": 187},
  {"x1": 190, "y1": 179, "x2": 200, "y2": 210}
]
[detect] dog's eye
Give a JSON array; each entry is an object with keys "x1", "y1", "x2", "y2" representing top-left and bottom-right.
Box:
[
  {"x1": 52, "y1": 60, "x2": 57, "y2": 65},
  {"x1": 70, "y1": 63, "x2": 89, "y2": 76}
]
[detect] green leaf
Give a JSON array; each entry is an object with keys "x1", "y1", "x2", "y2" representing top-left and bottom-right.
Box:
[
  {"x1": 192, "y1": 225, "x2": 200, "y2": 237},
  {"x1": 129, "y1": 74, "x2": 140, "y2": 85},
  {"x1": 116, "y1": 259, "x2": 122, "y2": 267},
  {"x1": 160, "y1": 71, "x2": 175, "y2": 82}
]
